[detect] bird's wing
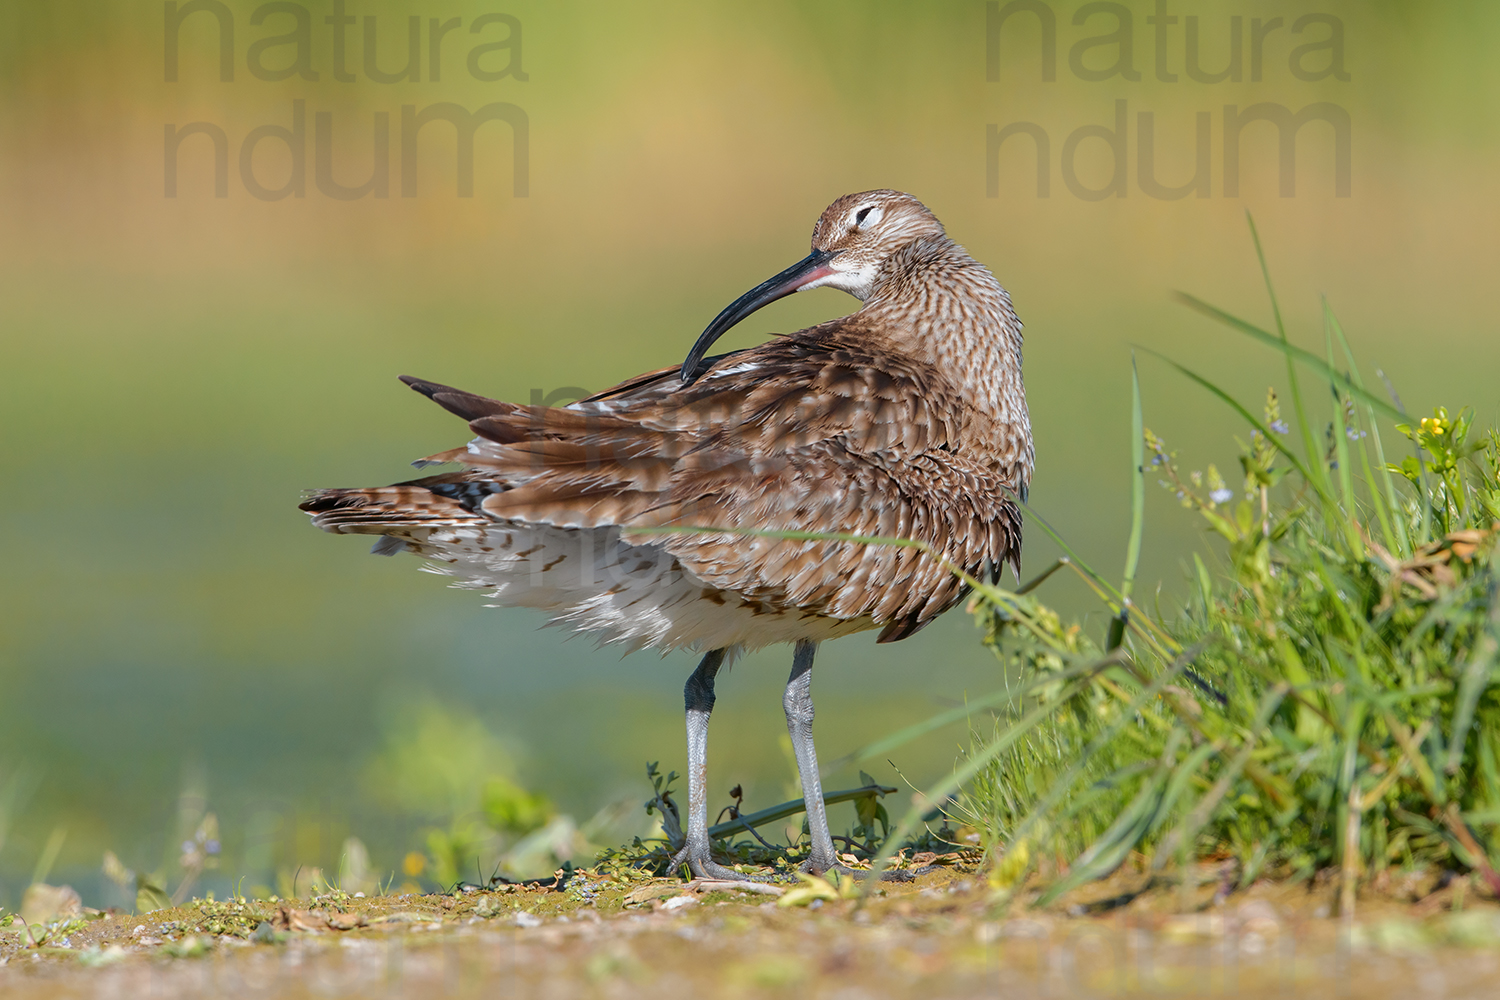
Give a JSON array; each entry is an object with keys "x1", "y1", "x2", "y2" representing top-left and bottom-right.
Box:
[{"x1": 423, "y1": 326, "x2": 1020, "y2": 639}]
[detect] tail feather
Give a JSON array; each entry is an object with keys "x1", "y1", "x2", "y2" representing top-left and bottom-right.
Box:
[
  {"x1": 300, "y1": 472, "x2": 490, "y2": 535},
  {"x1": 398, "y1": 375, "x2": 516, "y2": 422}
]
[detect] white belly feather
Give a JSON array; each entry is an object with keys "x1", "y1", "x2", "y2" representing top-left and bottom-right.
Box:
[{"x1": 382, "y1": 524, "x2": 876, "y2": 653}]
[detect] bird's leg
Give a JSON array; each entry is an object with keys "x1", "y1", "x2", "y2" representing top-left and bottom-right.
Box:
[
  {"x1": 783, "y1": 640, "x2": 842, "y2": 875},
  {"x1": 784, "y1": 641, "x2": 915, "y2": 882},
  {"x1": 667, "y1": 648, "x2": 753, "y2": 881}
]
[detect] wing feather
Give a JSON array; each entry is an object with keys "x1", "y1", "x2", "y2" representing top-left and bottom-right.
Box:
[{"x1": 332, "y1": 324, "x2": 1023, "y2": 638}]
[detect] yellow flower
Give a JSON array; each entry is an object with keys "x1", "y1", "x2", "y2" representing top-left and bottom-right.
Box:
[{"x1": 988, "y1": 839, "x2": 1030, "y2": 890}]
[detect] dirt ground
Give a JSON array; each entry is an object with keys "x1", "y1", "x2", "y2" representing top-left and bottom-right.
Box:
[{"x1": 3, "y1": 865, "x2": 1499, "y2": 999}]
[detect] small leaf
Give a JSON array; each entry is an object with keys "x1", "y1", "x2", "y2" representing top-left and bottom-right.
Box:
[{"x1": 776, "y1": 872, "x2": 841, "y2": 908}]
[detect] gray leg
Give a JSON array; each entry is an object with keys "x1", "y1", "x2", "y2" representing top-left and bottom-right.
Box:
[
  {"x1": 667, "y1": 648, "x2": 752, "y2": 880},
  {"x1": 784, "y1": 640, "x2": 842, "y2": 875},
  {"x1": 784, "y1": 640, "x2": 915, "y2": 882}
]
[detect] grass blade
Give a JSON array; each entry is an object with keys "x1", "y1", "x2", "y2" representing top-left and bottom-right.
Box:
[
  {"x1": 1152, "y1": 683, "x2": 1289, "y2": 868},
  {"x1": 1447, "y1": 578, "x2": 1500, "y2": 775},
  {"x1": 1174, "y1": 292, "x2": 1405, "y2": 424},
  {"x1": 1035, "y1": 756, "x2": 1170, "y2": 904},
  {"x1": 1247, "y1": 214, "x2": 1331, "y2": 503},
  {"x1": 1326, "y1": 300, "x2": 1404, "y2": 556},
  {"x1": 835, "y1": 652, "x2": 1124, "y2": 766},
  {"x1": 707, "y1": 784, "x2": 895, "y2": 841},
  {"x1": 859, "y1": 660, "x2": 1127, "y2": 890},
  {"x1": 1010, "y1": 494, "x2": 1122, "y2": 604},
  {"x1": 1109, "y1": 356, "x2": 1147, "y2": 651},
  {"x1": 1326, "y1": 318, "x2": 1362, "y2": 554},
  {"x1": 989, "y1": 650, "x2": 1197, "y2": 874},
  {"x1": 1123, "y1": 354, "x2": 1146, "y2": 599},
  {"x1": 1137, "y1": 347, "x2": 1329, "y2": 504}
]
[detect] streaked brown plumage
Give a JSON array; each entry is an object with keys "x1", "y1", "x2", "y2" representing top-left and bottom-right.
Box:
[{"x1": 301, "y1": 190, "x2": 1032, "y2": 878}]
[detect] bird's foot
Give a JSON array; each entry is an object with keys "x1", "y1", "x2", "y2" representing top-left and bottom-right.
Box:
[
  {"x1": 798, "y1": 858, "x2": 917, "y2": 883},
  {"x1": 668, "y1": 844, "x2": 775, "y2": 883}
]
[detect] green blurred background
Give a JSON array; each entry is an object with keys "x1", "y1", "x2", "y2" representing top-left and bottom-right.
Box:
[{"x1": 1, "y1": 0, "x2": 1497, "y2": 906}]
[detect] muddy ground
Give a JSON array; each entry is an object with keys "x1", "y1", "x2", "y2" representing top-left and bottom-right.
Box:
[{"x1": 3, "y1": 864, "x2": 1499, "y2": 999}]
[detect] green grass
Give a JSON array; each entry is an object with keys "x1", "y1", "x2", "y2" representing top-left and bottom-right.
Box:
[
  {"x1": 938, "y1": 225, "x2": 1500, "y2": 908},
  {"x1": 861, "y1": 220, "x2": 1500, "y2": 909}
]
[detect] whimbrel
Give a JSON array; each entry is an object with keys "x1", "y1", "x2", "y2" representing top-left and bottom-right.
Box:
[{"x1": 301, "y1": 190, "x2": 1033, "y2": 879}]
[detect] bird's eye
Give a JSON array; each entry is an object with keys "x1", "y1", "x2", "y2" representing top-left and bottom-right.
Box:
[{"x1": 853, "y1": 206, "x2": 874, "y2": 227}]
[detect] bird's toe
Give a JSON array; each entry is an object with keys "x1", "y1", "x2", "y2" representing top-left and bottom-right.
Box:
[
  {"x1": 669, "y1": 844, "x2": 775, "y2": 883},
  {"x1": 695, "y1": 859, "x2": 773, "y2": 883},
  {"x1": 799, "y1": 859, "x2": 918, "y2": 883}
]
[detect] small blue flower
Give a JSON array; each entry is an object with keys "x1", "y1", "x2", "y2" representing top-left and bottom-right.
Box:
[
  {"x1": 1346, "y1": 427, "x2": 1367, "y2": 440},
  {"x1": 1270, "y1": 419, "x2": 1290, "y2": 434},
  {"x1": 206, "y1": 840, "x2": 221, "y2": 855},
  {"x1": 1210, "y1": 488, "x2": 1234, "y2": 504}
]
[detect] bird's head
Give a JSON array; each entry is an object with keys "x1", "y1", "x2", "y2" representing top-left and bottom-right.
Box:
[
  {"x1": 680, "y1": 190, "x2": 945, "y2": 383},
  {"x1": 807, "y1": 190, "x2": 947, "y2": 298}
]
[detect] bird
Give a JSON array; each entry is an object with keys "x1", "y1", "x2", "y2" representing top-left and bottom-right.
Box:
[{"x1": 300, "y1": 190, "x2": 1033, "y2": 880}]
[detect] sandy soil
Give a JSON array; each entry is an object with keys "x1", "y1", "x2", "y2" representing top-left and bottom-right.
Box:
[{"x1": 3, "y1": 865, "x2": 1498, "y2": 998}]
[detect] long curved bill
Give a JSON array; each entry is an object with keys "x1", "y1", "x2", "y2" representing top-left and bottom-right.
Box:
[{"x1": 679, "y1": 249, "x2": 838, "y2": 383}]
